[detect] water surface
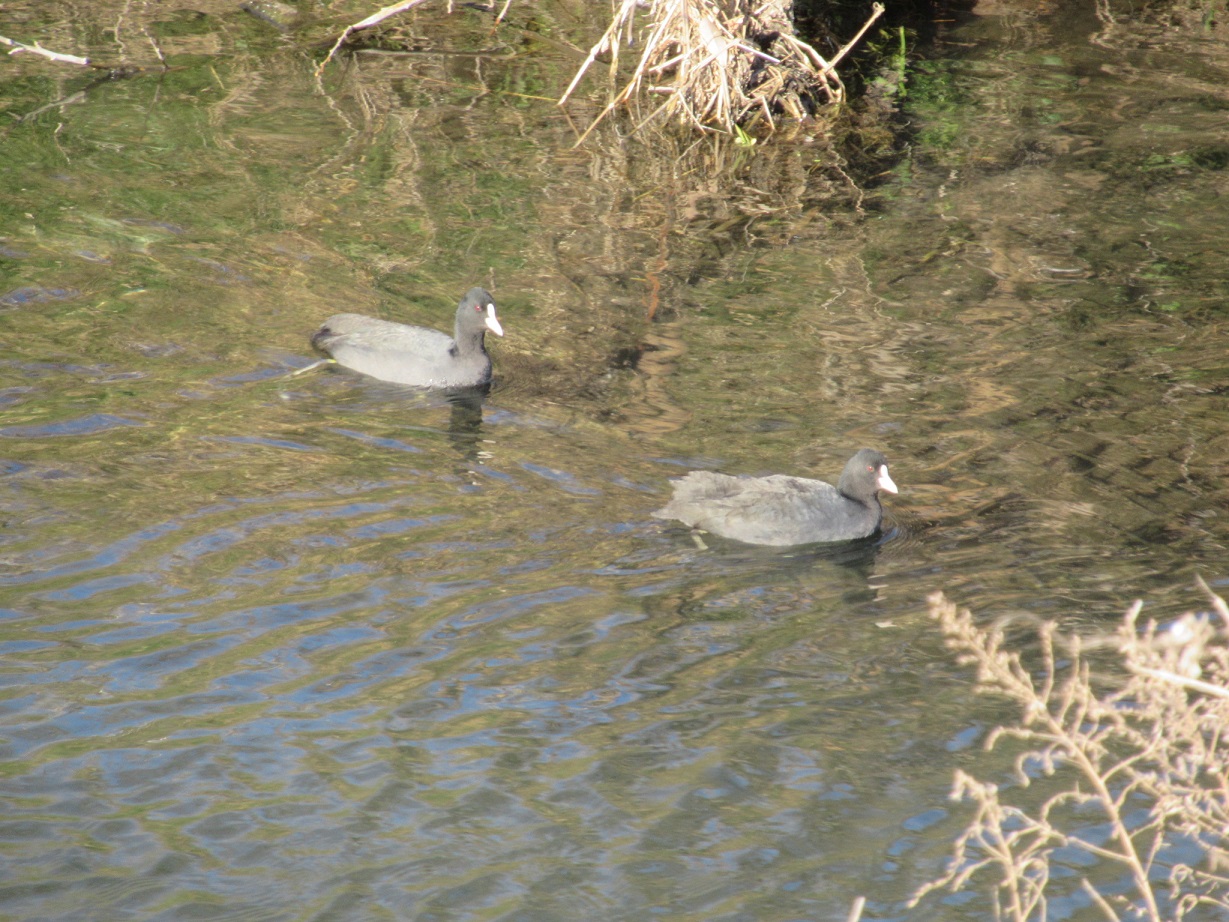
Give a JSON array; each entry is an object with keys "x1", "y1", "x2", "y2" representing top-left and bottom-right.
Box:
[{"x1": 1, "y1": 1, "x2": 1228, "y2": 919}]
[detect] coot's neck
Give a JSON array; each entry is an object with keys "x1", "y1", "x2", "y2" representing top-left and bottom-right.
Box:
[
  {"x1": 837, "y1": 479, "x2": 879, "y2": 508},
  {"x1": 842, "y1": 493, "x2": 879, "y2": 512},
  {"x1": 453, "y1": 322, "x2": 488, "y2": 357}
]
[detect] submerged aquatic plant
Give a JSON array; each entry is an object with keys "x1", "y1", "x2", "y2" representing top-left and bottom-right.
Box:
[
  {"x1": 868, "y1": 25, "x2": 909, "y2": 100},
  {"x1": 914, "y1": 581, "x2": 1229, "y2": 921}
]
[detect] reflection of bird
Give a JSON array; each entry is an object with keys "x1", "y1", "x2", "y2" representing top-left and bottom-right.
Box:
[
  {"x1": 312, "y1": 287, "x2": 503, "y2": 388},
  {"x1": 654, "y1": 448, "x2": 898, "y2": 546}
]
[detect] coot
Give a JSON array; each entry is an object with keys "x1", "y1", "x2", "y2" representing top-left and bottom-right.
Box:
[
  {"x1": 653, "y1": 448, "x2": 897, "y2": 546},
  {"x1": 312, "y1": 286, "x2": 503, "y2": 388}
]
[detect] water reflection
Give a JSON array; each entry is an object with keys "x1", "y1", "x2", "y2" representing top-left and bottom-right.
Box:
[
  {"x1": 445, "y1": 390, "x2": 492, "y2": 468},
  {"x1": 305, "y1": 369, "x2": 496, "y2": 475}
]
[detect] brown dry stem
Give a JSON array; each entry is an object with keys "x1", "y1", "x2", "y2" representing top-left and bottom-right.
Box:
[{"x1": 560, "y1": 0, "x2": 884, "y2": 142}]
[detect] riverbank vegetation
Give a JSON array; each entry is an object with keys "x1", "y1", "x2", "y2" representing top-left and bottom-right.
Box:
[
  {"x1": 4, "y1": 0, "x2": 902, "y2": 155},
  {"x1": 557, "y1": 0, "x2": 884, "y2": 139},
  {"x1": 312, "y1": 0, "x2": 887, "y2": 139},
  {"x1": 914, "y1": 584, "x2": 1229, "y2": 920}
]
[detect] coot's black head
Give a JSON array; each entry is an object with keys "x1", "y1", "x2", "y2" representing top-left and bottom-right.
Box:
[
  {"x1": 456, "y1": 287, "x2": 503, "y2": 339},
  {"x1": 838, "y1": 449, "x2": 897, "y2": 503}
]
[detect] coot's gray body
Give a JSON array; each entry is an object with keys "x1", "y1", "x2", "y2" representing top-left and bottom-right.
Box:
[
  {"x1": 654, "y1": 448, "x2": 897, "y2": 547},
  {"x1": 312, "y1": 286, "x2": 503, "y2": 388}
]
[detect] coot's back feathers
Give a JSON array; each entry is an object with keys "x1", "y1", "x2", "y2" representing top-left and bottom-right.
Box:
[
  {"x1": 654, "y1": 448, "x2": 897, "y2": 547},
  {"x1": 312, "y1": 286, "x2": 502, "y2": 388}
]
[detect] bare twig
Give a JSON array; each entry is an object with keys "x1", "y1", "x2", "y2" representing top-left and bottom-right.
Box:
[
  {"x1": 818, "y1": 2, "x2": 884, "y2": 78},
  {"x1": 558, "y1": 0, "x2": 635, "y2": 106},
  {"x1": 1196, "y1": 573, "x2": 1229, "y2": 626},
  {"x1": 316, "y1": 0, "x2": 434, "y2": 76},
  {"x1": 1, "y1": 34, "x2": 90, "y2": 66},
  {"x1": 1128, "y1": 664, "x2": 1229, "y2": 698},
  {"x1": 1081, "y1": 878, "x2": 1122, "y2": 922}
]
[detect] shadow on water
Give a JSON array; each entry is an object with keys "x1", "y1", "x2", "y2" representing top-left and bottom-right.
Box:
[{"x1": 657, "y1": 523, "x2": 893, "y2": 578}]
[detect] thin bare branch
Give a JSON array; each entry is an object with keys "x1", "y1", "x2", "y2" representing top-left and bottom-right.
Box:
[
  {"x1": 0, "y1": 34, "x2": 90, "y2": 66},
  {"x1": 1081, "y1": 878, "x2": 1122, "y2": 922},
  {"x1": 818, "y1": 2, "x2": 884, "y2": 78},
  {"x1": 316, "y1": 0, "x2": 434, "y2": 77},
  {"x1": 1129, "y1": 665, "x2": 1229, "y2": 698},
  {"x1": 1196, "y1": 573, "x2": 1229, "y2": 626}
]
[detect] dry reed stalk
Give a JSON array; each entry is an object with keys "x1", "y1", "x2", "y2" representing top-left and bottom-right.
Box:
[
  {"x1": 312, "y1": 0, "x2": 882, "y2": 139},
  {"x1": 560, "y1": 0, "x2": 884, "y2": 142}
]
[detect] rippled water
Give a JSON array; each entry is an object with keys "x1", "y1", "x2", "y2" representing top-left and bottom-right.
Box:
[{"x1": 2, "y1": 1, "x2": 1228, "y2": 919}]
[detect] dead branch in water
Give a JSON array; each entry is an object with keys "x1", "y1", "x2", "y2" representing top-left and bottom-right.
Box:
[
  {"x1": 560, "y1": 0, "x2": 884, "y2": 142},
  {"x1": 1, "y1": 34, "x2": 90, "y2": 66},
  {"x1": 316, "y1": 0, "x2": 434, "y2": 77}
]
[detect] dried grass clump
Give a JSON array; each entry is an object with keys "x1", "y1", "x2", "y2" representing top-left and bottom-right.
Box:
[
  {"x1": 913, "y1": 580, "x2": 1229, "y2": 921},
  {"x1": 559, "y1": 0, "x2": 883, "y2": 142}
]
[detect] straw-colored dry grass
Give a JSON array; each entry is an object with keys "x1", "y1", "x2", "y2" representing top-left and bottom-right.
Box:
[
  {"x1": 314, "y1": 0, "x2": 882, "y2": 139},
  {"x1": 559, "y1": 0, "x2": 884, "y2": 140},
  {"x1": 914, "y1": 580, "x2": 1229, "y2": 921}
]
